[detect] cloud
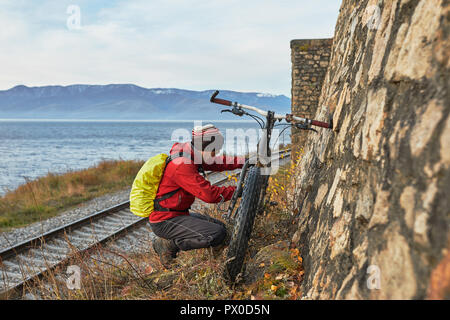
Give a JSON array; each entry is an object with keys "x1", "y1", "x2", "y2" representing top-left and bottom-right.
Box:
[{"x1": 0, "y1": 0, "x2": 340, "y2": 96}]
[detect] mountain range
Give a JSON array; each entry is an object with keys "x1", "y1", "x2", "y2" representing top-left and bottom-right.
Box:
[{"x1": 0, "y1": 84, "x2": 291, "y2": 120}]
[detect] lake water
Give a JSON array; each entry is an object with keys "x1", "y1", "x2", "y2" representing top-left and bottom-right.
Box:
[{"x1": 0, "y1": 120, "x2": 291, "y2": 195}]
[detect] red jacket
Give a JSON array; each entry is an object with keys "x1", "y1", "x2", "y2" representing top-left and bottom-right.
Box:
[{"x1": 149, "y1": 142, "x2": 244, "y2": 223}]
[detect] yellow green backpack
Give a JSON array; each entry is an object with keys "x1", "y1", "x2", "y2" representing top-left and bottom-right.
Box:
[
  {"x1": 129, "y1": 152, "x2": 205, "y2": 217},
  {"x1": 129, "y1": 153, "x2": 169, "y2": 217}
]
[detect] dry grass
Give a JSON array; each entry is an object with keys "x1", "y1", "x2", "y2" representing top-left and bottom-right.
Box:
[{"x1": 0, "y1": 159, "x2": 144, "y2": 232}]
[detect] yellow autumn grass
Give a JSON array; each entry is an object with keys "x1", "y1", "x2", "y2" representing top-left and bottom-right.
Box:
[{"x1": 0, "y1": 159, "x2": 144, "y2": 231}]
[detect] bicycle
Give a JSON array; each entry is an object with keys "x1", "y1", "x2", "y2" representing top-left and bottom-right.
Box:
[{"x1": 210, "y1": 90, "x2": 333, "y2": 283}]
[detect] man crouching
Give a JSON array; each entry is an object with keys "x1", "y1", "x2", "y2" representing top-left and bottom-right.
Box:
[{"x1": 149, "y1": 124, "x2": 243, "y2": 268}]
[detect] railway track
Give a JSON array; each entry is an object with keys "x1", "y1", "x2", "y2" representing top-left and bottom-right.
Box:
[{"x1": 0, "y1": 149, "x2": 290, "y2": 299}]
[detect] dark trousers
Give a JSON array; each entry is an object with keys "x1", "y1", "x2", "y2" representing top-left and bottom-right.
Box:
[{"x1": 149, "y1": 212, "x2": 227, "y2": 251}]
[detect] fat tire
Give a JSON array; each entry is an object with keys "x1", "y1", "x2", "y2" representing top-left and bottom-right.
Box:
[{"x1": 224, "y1": 166, "x2": 262, "y2": 283}]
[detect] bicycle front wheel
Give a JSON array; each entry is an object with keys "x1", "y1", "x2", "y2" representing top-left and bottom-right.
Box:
[{"x1": 224, "y1": 166, "x2": 262, "y2": 283}]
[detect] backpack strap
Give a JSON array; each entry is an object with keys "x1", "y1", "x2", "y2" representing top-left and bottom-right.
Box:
[
  {"x1": 198, "y1": 165, "x2": 206, "y2": 178},
  {"x1": 153, "y1": 151, "x2": 206, "y2": 212},
  {"x1": 153, "y1": 188, "x2": 184, "y2": 212},
  {"x1": 166, "y1": 151, "x2": 206, "y2": 178}
]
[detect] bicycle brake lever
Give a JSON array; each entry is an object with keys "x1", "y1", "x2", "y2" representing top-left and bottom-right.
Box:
[
  {"x1": 295, "y1": 123, "x2": 317, "y2": 133},
  {"x1": 295, "y1": 123, "x2": 309, "y2": 130},
  {"x1": 221, "y1": 106, "x2": 245, "y2": 116},
  {"x1": 231, "y1": 106, "x2": 245, "y2": 116}
]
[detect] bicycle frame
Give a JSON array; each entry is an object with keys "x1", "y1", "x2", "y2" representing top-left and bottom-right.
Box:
[{"x1": 210, "y1": 90, "x2": 332, "y2": 221}]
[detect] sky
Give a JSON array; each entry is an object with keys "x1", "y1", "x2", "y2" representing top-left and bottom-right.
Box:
[{"x1": 0, "y1": 0, "x2": 341, "y2": 96}]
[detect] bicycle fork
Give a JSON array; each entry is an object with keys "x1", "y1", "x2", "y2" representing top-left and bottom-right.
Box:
[
  {"x1": 223, "y1": 111, "x2": 276, "y2": 222},
  {"x1": 222, "y1": 159, "x2": 251, "y2": 222}
]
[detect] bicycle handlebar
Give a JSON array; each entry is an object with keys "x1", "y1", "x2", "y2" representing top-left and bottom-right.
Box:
[
  {"x1": 210, "y1": 90, "x2": 220, "y2": 102},
  {"x1": 311, "y1": 119, "x2": 332, "y2": 128},
  {"x1": 210, "y1": 90, "x2": 332, "y2": 129},
  {"x1": 210, "y1": 90, "x2": 232, "y2": 106}
]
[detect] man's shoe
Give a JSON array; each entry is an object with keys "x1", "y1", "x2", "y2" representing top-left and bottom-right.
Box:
[
  {"x1": 211, "y1": 244, "x2": 226, "y2": 259},
  {"x1": 211, "y1": 228, "x2": 231, "y2": 259},
  {"x1": 152, "y1": 237, "x2": 179, "y2": 268}
]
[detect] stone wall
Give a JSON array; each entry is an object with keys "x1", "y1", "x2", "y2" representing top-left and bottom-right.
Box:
[
  {"x1": 290, "y1": 0, "x2": 449, "y2": 299},
  {"x1": 290, "y1": 39, "x2": 333, "y2": 161}
]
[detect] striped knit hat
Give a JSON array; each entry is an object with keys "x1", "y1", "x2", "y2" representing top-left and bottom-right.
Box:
[{"x1": 191, "y1": 124, "x2": 224, "y2": 151}]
